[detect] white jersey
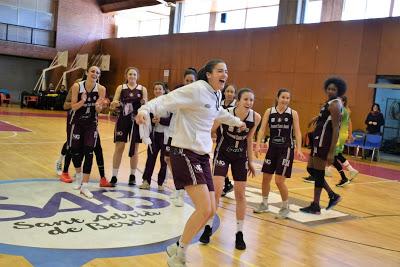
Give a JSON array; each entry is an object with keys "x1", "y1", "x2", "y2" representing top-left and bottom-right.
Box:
[{"x1": 139, "y1": 80, "x2": 242, "y2": 155}]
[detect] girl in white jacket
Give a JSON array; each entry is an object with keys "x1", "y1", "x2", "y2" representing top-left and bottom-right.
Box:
[{"x1": 136, "y1": 59, "x2": 245, "y2": 267}]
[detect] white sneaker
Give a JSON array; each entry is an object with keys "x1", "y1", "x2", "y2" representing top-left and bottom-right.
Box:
[
  {"x1": 80, "y1": 186, "x2": 93, "y2": 199},
  {"x1": 349, "y1": 170, "x2": 359, "y2": 181},
  {"x1": 174, "y1": 190, "x2": 184, "y2": 207},
  {"x1": 253, "y1": 202, "x2": 269, "y2": 213},
  {"x1": 55, "y1": 159, "x2": 62, "y2": 175},
  {"x1": 277, "y1": 207, "x2": 290, "y2": 219},
  {"x1": 167, "y1": 253, "x2": 186, "y2": 267},
  {"x1": 166, "y1": 242, "x2": 178, "y2": 257},
  {"x1": 169, "y1": 189, "x2": 177, "y2": 200},
  {"x1": 73, "y1": 174, "x2": 83, "y2": 190},
  {"x1": 139, "y1": 180, "x2": 150, "y2": 190}
]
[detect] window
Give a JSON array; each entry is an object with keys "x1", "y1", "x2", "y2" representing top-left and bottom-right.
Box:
[
  {"x1": 215, "y1": 9, "x2": 246, "y2": 31},
  {"x1": 393, "y1": 0, "x2": 400, "y2": 16},
  {"x1": 303, "y1": 0, "x2": 323, "y2": 24},
  {"x1": 181, "y1": 13, "x2": 210, "y2": 33},
  {"x1": 245, "y1": 6, "x2": 279, "y2": 28},
  {"x1": 342, "y1": 0, "x2": 392, "y2": 21},
  {"x1": 115, "y1": 4, "x2": 170, "y2": 37}
]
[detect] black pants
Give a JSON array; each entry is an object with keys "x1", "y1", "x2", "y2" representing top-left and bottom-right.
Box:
[{"x1": 142, "y1": 132, "x2": 167, "y2": 185}]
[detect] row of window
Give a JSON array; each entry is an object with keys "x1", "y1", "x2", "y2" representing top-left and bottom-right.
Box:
[{"x1": 116, "y1": 0, "x2": 400, "y2": 38}]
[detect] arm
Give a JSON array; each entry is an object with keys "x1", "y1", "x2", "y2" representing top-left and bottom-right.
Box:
[
  {"x1": 211, "y1": 121, "x2": 221, "y2": 139},
  {"x1": 327, "y1": 100, "x2": 342, "y2": 164},
  {"x1": 71, "y1": 83, "x2": 85, "y2": 111},
  {"x1": 110, "y1": 85, "x2": 122, "y2": 110},
  {"x1": 247, "y1": 112, "x2": 261, "y2": 177},
  {"x1": 142, "y1": 86, "x2": 148, "y2": 103},
  {"x1": 215, "y1": 108, "x2": 244, "y2": 128},
  {"x1": 292, "y1": 110, "x2": 306, "y2": 160},
  {"x1": 347, "y1": 109, "x2": 353, "y2": 142},
  {"x1": 95, "y1": 85, "x2": 106, "y2": 113},
  {"x1": 255, "y1": 108, "x2": 270, "y2": 158},
  {"x1": 137, "y1": 84, "x2": 198, "y2": 123},
  {"x1": 63, "y1": 89, "x2": 72, "y2": 110}
]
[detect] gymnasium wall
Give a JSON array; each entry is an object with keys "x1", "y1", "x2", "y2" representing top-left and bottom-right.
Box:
[
  {"x1": 0, "y1": 54, "x2": 49, "y2": 102},
  {"x1": 100, "y1": 17, "x2": 400, "y2": 133}
]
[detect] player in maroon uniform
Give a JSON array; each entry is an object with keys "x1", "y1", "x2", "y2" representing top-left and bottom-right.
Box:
[
  {"x1": 70, "y1": 66, "x2": 108, "y2": 198},
  {"x1": 110, "y1": 67, "x2": 148, "y2": 186},
  {"x1": 199, "y1": 88, "x2": 261, "y2": 250},
  {"x1": 300, "y1": 77, "x2": 346, "y2": 214},
  {"x1": 254, "y1": 89, "x2": 305, "y2": 218}
]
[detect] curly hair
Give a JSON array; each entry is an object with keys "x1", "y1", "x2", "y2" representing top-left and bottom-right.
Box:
[{"x1": 324, "y1": 77, "x2": 347, "y2": 97}]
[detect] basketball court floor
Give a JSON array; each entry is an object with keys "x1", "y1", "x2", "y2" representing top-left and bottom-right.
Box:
[{"x1": 0, "y1": 106, "x2": 399, "y2": 267}]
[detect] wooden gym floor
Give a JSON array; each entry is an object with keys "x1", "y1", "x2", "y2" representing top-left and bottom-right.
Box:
[{"x1": 0, "y1": 106, "x2": 399, "y2": 267}]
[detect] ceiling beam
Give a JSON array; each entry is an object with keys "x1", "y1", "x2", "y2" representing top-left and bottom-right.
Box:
[{"x1": 98, "y1": 0, "x2": 175, "y2": 13}]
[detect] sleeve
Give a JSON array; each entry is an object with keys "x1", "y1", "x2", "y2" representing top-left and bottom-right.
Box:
[
  {"x1": 215, "y1": 107, "x2": 242, "y2": 127},
  {"x1": 138, "y1": 84, "x2": 197, "y2": 116},
  {"x1": 379, "y1": 113, "x2": 385, "y2": 127}
]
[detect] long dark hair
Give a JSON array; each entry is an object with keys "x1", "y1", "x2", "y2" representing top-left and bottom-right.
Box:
[
  {"x1": 124, "y1": 67, "x2": 140, "y2": 84},
  {"x1": 275, "y1": 88, "x2": 290, "y2": 106},
  {"x1": 183, "y1": 68, "x2": 197, "y2": 80},
  {"x1": 153, "y1": 81, "x2": 168, "y2": 94},
  {"x1": 81, "y1": 65, "x2": 101, "y2": 81},
  {"x1": 221, "y1": 84, "x2": 236, "y2": 100},
  {"x1": 237, "y1": 88, "x2": 254, "y2": 100},
  {"x1": 197, "y1": 59, "x2": 225, "y2": 82},
  {"x1": 371, "y1": 103, "x2": 381, "y2": 112}
]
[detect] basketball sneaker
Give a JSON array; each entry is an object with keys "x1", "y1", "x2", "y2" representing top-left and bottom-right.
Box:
[
  {"x1": 59, "y1": 172, "x2": 72, "y2": 183},
  {"x1": 166, "y1": 242, "x2": 178, "y2": 257},
  {"x1": 277, "y1": 206, "x2": 290, "y2": 219},
  {"x1": 336, "y1": 179, "x2": 350, "y2": 187},
  {"x1": 299, "y1": 203, "x2": 321, "y2": 215},
  {"x1": 139, "y1": 180, "x2": 150, "y2": 190},
  {"x1": 235, "y1": 231, "x2": 246, "y2": 250},
  {"x1": 303, "y1": 176, "x2": 315, "y2": 183},
  {"x1": 128, "y1": 174, "x2": 136, "y2": 186},
  {"x1": 167, "y1": 252, "x2": 186, "y2": 267},
  {"x1": 326, "y1": 193, "x2": 341, "y2": 210},
  {"x1": 253, "y1": 202, "x2": 269, "y2": 213},
  {"x1": 221, "y1": 178, "x2": 233, "y2": 197},
  {"x1": 199, "y1": 225, "x2": 212, "y2": 244},
  {"x1": 349, "y1": 170, "x2": 359, "y2": 181},
  {"x1": 80, "y1": 186, "x2": 93, "y2": 199},
  {"x1": 110, "y1": 176, "x2": 118, "y2": 186},
  {"x1": 99, "y1": 177, "x2": 113, "y2": 187}
]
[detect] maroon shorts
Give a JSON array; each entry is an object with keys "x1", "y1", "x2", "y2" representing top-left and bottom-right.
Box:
[
  {"x1": 170, "y1": 147, "x2": 214, "y2": 191},
  {"x1": 164, "y1": 137, "x2": 172, "y2": 157},
  {"x1": 114, "y1": 114, "x2": 141, "y2": 143},
  {"x1": 261, "y1": 146, "x2": 294, "y2": 178},
  {"x1": 70, "y1": 122, "x2": 98, "y2": 150},
  {"x1": 213, "y1": 150, "x2": 248, "y2": 181}
]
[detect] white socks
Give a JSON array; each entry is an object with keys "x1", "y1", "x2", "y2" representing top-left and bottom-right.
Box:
[
  {"x1": 112, "y1": 168, "x2": 119, "y2": 177},
  {"x1": 282, "y1": 200, "x2": 289, "y2": 209},
  {"x1": 343, "y1": 160, "x2": 356, "y2": 172},
  {"x1": 262, "y1": 196, "x2": 268, "y2": 206},
  {"x1": 131, "y1": 168, "x2": 136, "y2": 175},
  {"x1": 236, "y1": 220, "x2": 244, "y2": 232}
]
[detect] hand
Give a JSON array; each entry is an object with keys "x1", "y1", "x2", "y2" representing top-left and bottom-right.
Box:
[
  {"x1": 296, "y1": 149, "x2": 306, "y2": 161},
  {"x1": 238, "y1": 122, "x2": 246, "y2": 132},
  {"x1": 110, "y1": 101, "x2": 120, "y2": 110},
  {"x1": 152, "y1": 116, "x2": 160, "y2": 124},
  {"x1": 248, "y1": 162, "x2": 256, "y2": 177},
  {"x1": 135, "y1": 111, "x2": 147, "y2": 125}
]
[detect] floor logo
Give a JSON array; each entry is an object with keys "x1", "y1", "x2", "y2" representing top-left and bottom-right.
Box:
[{"x1": 0, "y1": 179, "x2": 211, "y2": 267}]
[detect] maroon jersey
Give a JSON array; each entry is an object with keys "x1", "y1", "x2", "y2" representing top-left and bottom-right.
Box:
[
  {"x1": 268, "y1": 106, "x2": 294, "y2": 149},
  {"x1": 119, "y1": 83, "x2": 144, "y2": 117},
  {"x1": 70, "y1": 81, "x2": 99, "y2": 125},
  {"x1": 216, "y1": 107, "x2": 255, "y2": 158}
]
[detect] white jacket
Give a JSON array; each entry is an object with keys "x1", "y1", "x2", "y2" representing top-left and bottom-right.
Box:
[{"x1": 138, "y1": 80, "x2": 242, "y2": 155}]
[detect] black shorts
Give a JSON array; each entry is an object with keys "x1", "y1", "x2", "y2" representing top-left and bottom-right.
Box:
[
  {"x1": 261, "y1": 146, "x2": 294, "y2": 178},
  {"x1": 70, "y1": 122, "x2": 98, "y2": 150},
  {"x1": 170, "y1": 147, "x2": 214, "y2": 191},
  {"x1": 213, "y1": 150, "x2": 248, "y2": 181},
  {"x1": 114, "y1": 114, "x2": 141, "y2": 143}
]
